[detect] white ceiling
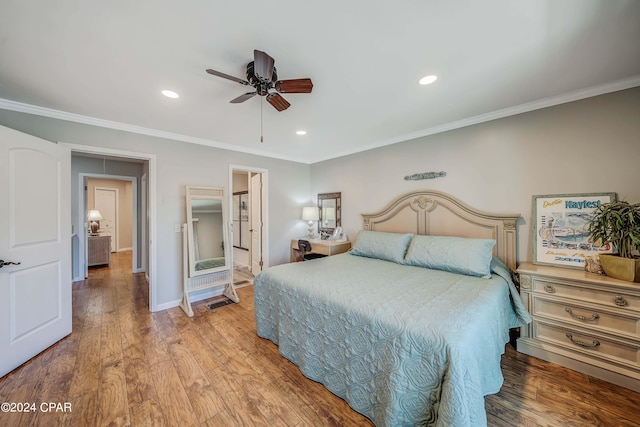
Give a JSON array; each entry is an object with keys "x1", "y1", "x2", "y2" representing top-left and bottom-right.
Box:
[{"x1": 1, "y1": 0, "x2": 639, "y2": 164}]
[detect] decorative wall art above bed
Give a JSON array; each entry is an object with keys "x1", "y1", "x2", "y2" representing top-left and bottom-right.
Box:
[
  {"x1": 254, "y1": 190, "x2": 529, "y2": 426},
  {"x1": 403, "y1": 171, "x2": 446, "y2": 181}
]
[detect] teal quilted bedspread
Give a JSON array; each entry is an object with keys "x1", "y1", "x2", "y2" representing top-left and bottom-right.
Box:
[
  {"x1": 254, "y1": 253, "x2": 530, "y2": 426},
  {"x1": 194, "y1": 257, "x2": 225, "y2": 271}
]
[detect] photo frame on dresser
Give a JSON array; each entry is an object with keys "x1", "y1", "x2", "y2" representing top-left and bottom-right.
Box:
[{"x1": 532, "y1": 192, "x2": 617, "y2": 268}]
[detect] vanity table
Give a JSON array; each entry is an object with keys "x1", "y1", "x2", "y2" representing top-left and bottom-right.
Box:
[
  {"x1": 292, "y1": 191, "x2": 349, "y2": 261},
  {"x1": 291, "y1": 239, "x2": 351, "y2": 262}
]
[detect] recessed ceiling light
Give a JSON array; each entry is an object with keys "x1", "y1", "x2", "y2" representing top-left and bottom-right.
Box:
[
  {"x1": 296, "y1": 130, "x2": 307, "y2": 135},
  {"x1": 418, "y1": 75, "x2": 437, "y2": 85},
  {"x1": 161, "y1": 90, "x2": 179, "y2": 98}
]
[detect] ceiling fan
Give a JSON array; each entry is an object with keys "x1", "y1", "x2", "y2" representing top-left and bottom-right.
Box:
[{"x1": 206, "y1": 49, "x2": 313, "y2": 112}]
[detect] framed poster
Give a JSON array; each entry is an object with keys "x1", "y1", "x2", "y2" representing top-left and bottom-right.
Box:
[{"x1": 532, "y1": 192, "x2": 617, "y2": 268}]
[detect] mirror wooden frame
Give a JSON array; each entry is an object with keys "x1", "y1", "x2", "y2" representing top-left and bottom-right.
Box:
[{"x1": 318, "y1": 192, "x2": 341, "y2": 234}]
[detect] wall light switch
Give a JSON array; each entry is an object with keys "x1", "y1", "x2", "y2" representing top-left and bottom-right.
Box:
[{"x1": 174, "y1": 224, "x2": 181, "y2": 233}]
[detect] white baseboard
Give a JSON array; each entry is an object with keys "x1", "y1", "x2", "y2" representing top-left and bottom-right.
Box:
[
  {"x1": 118, "y1": 247, "x2": 133, "y2": 252},
  {"x1": 154, "y1": 286, "x2": 226, "y2": 312},
  {"x1": 155, "y1": 299, "x2": 181, "y2": 311}
]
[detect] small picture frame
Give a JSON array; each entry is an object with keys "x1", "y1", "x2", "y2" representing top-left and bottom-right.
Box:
[{"x1": 532, "y1": 192, "x2": 617, "y2": 269}]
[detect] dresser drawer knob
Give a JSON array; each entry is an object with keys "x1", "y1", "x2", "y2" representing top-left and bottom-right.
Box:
[
  {"x1": 565, "y1": 333, "x2": 600, "y2": 349},
  {"x1": 544, "y1": 285, "x2": 556, "y2": 293},
  {"x1": 613, "y1": 296, "x2": 628, "y2": 307},
  {"x1": 565, "y1": 308, "x2": 599, "y2": 322}
]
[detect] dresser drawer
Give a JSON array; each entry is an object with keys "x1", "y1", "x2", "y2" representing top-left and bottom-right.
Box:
[
  {"x1": 533, "y1": 320, "x2": 640, "y2": 368},
  {"x1": 518, "y1": 263, "x2": 640, "y2": 392},
  {"x1": 532, "y1": 295, "x2": 640, "y2": 339},
  {"x1": 530, "y1": 276, "x2": 640, "y2": 313}
]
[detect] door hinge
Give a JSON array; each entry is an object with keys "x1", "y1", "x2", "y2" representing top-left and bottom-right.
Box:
[{"x1": 259, "y1": 260, "x2": 263, "y2": 267}]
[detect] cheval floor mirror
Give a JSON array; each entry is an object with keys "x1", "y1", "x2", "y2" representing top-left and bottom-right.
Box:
[{"x1": 181, "y1": 185, "x2": 239, "y2": 317}]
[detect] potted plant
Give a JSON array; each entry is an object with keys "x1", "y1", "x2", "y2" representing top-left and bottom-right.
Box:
[{"x1": 586, "y1": 200, "x2": 640, "y2": 282}]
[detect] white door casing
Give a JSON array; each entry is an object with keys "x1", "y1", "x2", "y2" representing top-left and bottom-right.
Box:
[
  {"x1": 141, "y1": 173, "x2": 147, "y2": 274},
  {"x1": 66, "y1": 143, "x2": 156, "y2": 312},
  {"x1": 0, "y1": 125, "x2": 71, "y2": 377},
  {"x1": 250, "y1": 172, "x2": 263, "y2": 275}
]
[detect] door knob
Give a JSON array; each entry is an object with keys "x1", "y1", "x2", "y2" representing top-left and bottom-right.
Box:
[{"x1": 0, "y1": 260, "x2": 21, "y2": 269}]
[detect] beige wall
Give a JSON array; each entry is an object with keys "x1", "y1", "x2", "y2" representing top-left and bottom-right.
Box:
[
  {"x1": 232, "y1": 171, "x2": 250, "y2": 192},
  {"x1": 1, "y1": 85, "x2": 637, "y2": 306},
  {"x1": 310, "y1": 87, "x2": 640, "y2": 264},
  {"x1": 0, "y1": 110, "x2": 311, "y2": 308},
  {"x1": 87, "y1": 178, "x2": 133, "y2": 251}
]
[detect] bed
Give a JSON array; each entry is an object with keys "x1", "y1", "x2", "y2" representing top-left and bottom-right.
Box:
[{"x1": 254, "y1": 190, "x2": 532, "y2": 426}]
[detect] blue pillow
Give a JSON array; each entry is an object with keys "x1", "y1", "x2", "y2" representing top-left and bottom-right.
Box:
[
  {"x1": 350, "y1": 230, "x2": 413, "y2": 264},
  {"x1": 403, "y1": 235, "x2": 496, "y2": 278}
]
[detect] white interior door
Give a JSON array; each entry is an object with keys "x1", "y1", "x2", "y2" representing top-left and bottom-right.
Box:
[
  {"x1": 94, "y1": 187, "x2": 117, "y2": 252},
  {"x1": 0, "y1": 125, "x2": 71, "y2": 377},
  {"x1": 250, "y1": 173, "x2": 263, "y2": 275}
]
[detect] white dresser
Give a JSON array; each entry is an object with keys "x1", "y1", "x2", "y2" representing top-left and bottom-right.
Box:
[
  {"x1": 517, "y1": 262, "x2": 640, "y2": 392},
  {"x1": 88, "y1": 235, "x2": 111, "y2": 267}
]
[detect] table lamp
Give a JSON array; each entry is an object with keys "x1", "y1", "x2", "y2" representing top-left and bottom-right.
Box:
[
  {"x1": 301, "y1": 206, "x2": 319, "y2": 239},
  {"x1": 87, "y1": 209, "x2": 103, "y2": 234}
]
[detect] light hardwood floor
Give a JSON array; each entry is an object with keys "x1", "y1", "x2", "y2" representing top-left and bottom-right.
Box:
[{"x1": 1, "y1": 251, "x2": 639, "y2": 426}]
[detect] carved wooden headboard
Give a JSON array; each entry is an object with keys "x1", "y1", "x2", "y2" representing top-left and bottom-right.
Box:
[{"x1": 361, "y1": 190, "x2": 520, "y2": 270}]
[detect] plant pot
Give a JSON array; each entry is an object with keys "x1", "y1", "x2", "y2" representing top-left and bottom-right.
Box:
[{"x1": 599, "y1": 254, "x2": 640, "y2": 283}]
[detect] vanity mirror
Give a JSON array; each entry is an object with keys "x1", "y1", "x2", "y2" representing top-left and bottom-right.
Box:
[
  {"x1": 181, "y1": 185, "x2": 238, "y2": 317},
  {"x1": 318, "y1": 192, "x2": 341, "y2": 234}
]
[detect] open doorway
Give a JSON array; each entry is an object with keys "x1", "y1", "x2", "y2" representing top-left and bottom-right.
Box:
[
  {"x1": 229, "y1": 165, "x2": 268, "y2": 284},
  {"x1": 65, "y1": 143, "x2": 157, "y2": 312},
  {"x1": 85, "y1": 176, "x2": 136, "y2": 272}
]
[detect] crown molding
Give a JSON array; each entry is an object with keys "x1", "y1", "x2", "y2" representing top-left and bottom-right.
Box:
[
  {"x1": 0, "y1": 98, "x2": 308, "y2": 163},
  {"x1": 313, "y1": 75, "x2": 640, "y2": 163},
  {"x1": 2, "y1": 74, "x2": 638, "y2": 165}
]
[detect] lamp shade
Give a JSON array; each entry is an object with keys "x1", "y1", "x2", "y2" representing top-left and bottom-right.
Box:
[
  {"x1": 87, "y1": 209, "x2": 104, "y2": 221},
  {"x1": 301, "y1": 206, "x2": 319, "y2": 221}
]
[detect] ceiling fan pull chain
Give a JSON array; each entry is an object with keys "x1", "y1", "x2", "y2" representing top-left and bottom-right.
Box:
[{"x1": 260, "y1": 96, "x2": 264, "y2": 143}]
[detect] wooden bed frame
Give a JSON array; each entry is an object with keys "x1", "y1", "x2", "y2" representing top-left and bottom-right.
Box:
[{"x1": 361, "y1": 190, "x2": 521, "y2": 270}]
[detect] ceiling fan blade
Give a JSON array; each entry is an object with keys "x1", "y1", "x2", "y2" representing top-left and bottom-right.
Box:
[
  {"x1": 266, "y1": 93, "x2": 290, "y2": 111},
  {"x1": 254, "y1": 50, "x2": 275, "y2": 82},
  {"x1": 275, "y1": 78, "x2": 313, "y2": 93},
  {"x1": 206, "y1": 69, "x2": 249, "y2": 86},
  {"x1": 230, "y1": 92, "x2": 257, "y2": 103}
]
